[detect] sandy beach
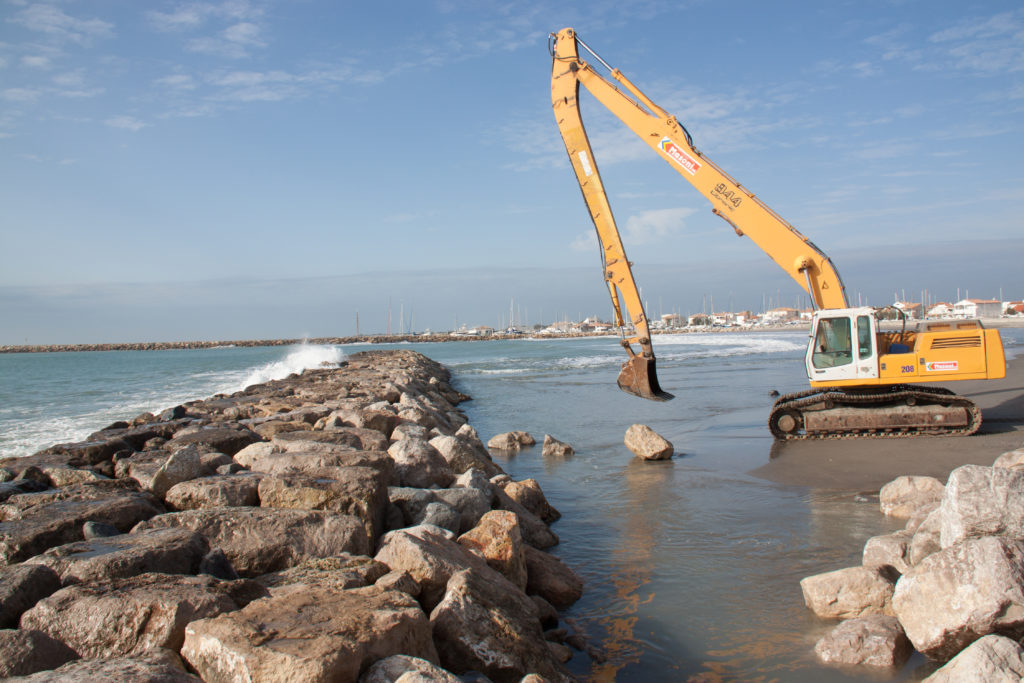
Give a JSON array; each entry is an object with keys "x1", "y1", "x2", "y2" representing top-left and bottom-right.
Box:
[{"x1": 752, "y1": 355, "x2": 1024, "y2": 491}]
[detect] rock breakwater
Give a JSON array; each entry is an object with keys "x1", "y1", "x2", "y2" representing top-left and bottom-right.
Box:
[
  {"x1": 801, "y1": 447, "x2": 1024, "y2": 680},
  {"x1": 0, "y1": 349, "x2": 584, "y2": 681}
]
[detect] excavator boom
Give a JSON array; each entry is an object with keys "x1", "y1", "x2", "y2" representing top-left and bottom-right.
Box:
[{"x1": 549, "y1": 28, "x2": 1006, "y2": 437}]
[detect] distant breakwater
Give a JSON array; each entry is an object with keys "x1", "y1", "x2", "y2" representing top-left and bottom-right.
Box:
[{"x1": 0, "y1": 325, "x2": 812, "y2": 355}]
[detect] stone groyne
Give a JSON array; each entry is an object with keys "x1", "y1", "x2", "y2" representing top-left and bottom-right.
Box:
[
  {"x1": 799, "y1": 448, "x2": 1024, "y2": 679},
  {"x1": 0, "y1": 349, "x2": 586, "y2": 681}
]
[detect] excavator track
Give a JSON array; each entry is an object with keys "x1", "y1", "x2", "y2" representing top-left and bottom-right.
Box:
[{"x1": 768, "y1": 385, "x2": 981, "y2": 440}]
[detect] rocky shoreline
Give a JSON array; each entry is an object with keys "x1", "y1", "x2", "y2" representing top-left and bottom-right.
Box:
[
  {"x1": 800, "y1": 449, "x2": 1024, "y2": 679},
  {"x1": 0, "y1": 349, "x2": 586, "y2": 681}
]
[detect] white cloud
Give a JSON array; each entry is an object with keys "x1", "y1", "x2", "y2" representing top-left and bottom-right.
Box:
[
  {"x1": 10, "y1": 5, "x2": 114, "y2": 46},
  {"x1": 623, "y1": 208, "x2": 696, "y2": 244},
  {"x1": 1, "y1": 88, "x2": 41, "y2": 102},
  {"x1": 570, "y1": 231, "x2": 597, "y2": 252},
  {"x1": 21, "y1": 55, "x2": 51, "y2": 68},
  {"x1": 155, "y1": 74, "x2": 197, "y2": 90},
  {"x1": 105, "y1": 115, "x2": 147, "y2": 132}
]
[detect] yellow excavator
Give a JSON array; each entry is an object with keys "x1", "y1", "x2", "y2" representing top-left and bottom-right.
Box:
[{"x1": 550, "y1": 27, "x2": 1006, "y2": 439}]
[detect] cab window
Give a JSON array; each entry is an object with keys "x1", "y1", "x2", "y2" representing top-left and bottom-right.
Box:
[
  {"x1": 812, "y1": 317, "x2": 853, "y2": 368},
  {"x1": 857, "y1": 315, "x2": 873, "y2": 360}
]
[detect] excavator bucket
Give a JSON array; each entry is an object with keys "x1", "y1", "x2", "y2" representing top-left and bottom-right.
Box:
[{"x1": 617, "y1": 355, "x2": 674, "y2": 401}]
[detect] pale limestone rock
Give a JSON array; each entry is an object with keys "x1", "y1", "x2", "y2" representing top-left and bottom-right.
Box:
[
  {"x1": 23, "y1": 526, "x2": 208, "y2": 585},
  {"x1": 0, "y1": 628, "x2": 79, "y2": 678},
  {"x1": 813, "y1": 614, "x2": 911, "y2": 669},
  {"x1": 133, "y1": 507, "x2": 369, "y2": 577},
  {"x1": 0, "y1": 563, "x2": 61, "y2": 628},
  {"x1": 624, "y1": 424, "x2": 673, "y2": 460},
  {"x1": 20, "y1": 572, "x2": 260, "y2": 659},
  {"x1": 800, "y1": 565, "x2": 897, "y2": 620},
  {"x1": 542, "y1": 434, "x2": 574, "y2": 457},
  {"x1": 430, "y1": 569, "x2": 570, "y2": 682},
  {"x1": 8, "y1": 648, "x2": 199, "y2": 682},
  {"x1": 910, "y1": 507, "x2": 943, "y2": 566},
  {"x1": 992, "y1": 448, "x2": 1024, "y2": 470},
  {"x1": 182, "y1": 586, "x2": 436, "y2": 683},
  {"x1": 923, "y1": 634, "x2": 1024, "y2": 682},
  {"x1": 374, "y1": 524, "x2": 522, "y2": 611},
  {"x1": 359, "y1": 654, "x2": 460, "y2": 683},
  {"x1": 497, "y1": 478, "x2": 561, "y2": 524},
  {"x1": 863, "y1": 530, "x2": 913, "y2": 574},
  {"x1": 164, "y1": 474, "x2": 261, "y2": 510},
  {"x1": 429, "y1": 434, "x2": 502, "y2": 477},
  {"x1": 524, "y1": 545, "x2": 583, "y2": 609},
  {"x1": 387, "y1": 439, "x2": 454, "y2": 488},
  {"x1": 879, "y1": 475, "x2": 944, "y2": 519},
  {"x1": 939, "y1": 464, "x2": 1024, "y2": 548},
  {"x1": 892, "y1": 536, "x2": 1024, "y2": 660},
  {"x1": 457, "y1": 510, "x2": 528, "y2": 590}
]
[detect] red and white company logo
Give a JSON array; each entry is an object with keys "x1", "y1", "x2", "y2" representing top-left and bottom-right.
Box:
[{"x1": 659, "y1": 137, "x2": 701, "y2": 175}]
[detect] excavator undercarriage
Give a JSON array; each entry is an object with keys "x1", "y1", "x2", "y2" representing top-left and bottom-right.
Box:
[{"x1": 769, "y1": 385, "x2": 981, "y2": 440}]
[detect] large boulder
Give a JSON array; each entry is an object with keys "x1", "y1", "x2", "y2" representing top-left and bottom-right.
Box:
[
  {"x1": 23, "y1": 526, "x2": 208, "y2": 585},
  {"x1": 939, "y1": 465, "x2": 1024, "y2": 548},
  {"x1": 360, "y1": 654, "x2": 460, "y2": 683},
  {"x1": 163, "y1": 426, "x2": 260, "y2": 457},
  {"x1": 257, "y1": 466, "x2": 389, "y2": 545},
  {"x1": 8, "y1": 647, "x2": 200, "y2": 682},
  {"x1": 275, "y1": 428, "x2": 388, "y2": 453},
  {"x1": 496, "y1": 478, "x2": 560, "y2": 524},
  {"x1": 879, "y1": 475, "x2": 944, "y2": 519},
  {"x1": 892, "y1": 536, "x2": 1024, "y2": 660},
  {"x1": 430, "y1": 569, "x2": 569, "y2": 682},
  {"x1": 910, "y1": 507, "x2": 943, "y2": 566},
  {"x1": 624, "y1": 424, "x2": 673, "y2": 460},
  {"x1": 813, "y1": 614, "x2": 912, "y2": 669},
  {"x1": 241, "y1": 449, "x2": 393, "y2": 478},
  {"x1": 923, "y1": 634, "x2": 1024, "y2": 682},
  {"x1": 19, "y1": 572, "x2": 263, "y2": 659},
  {"x1": 0, "y1": 483, "x2": 163, "y2": 565},
  {"x1": 457, "y1": 511, "x2": 528, "y2": 591},
  {"x1": 0, "y1": 563, "x2": 61, "y2": 628},
  {"x1": 492, "y1": 486, "x2": 559, "y2": 549},
  {"x1": 133, "y1": 507, "x2": 369, "y2": 576},
  {"x1": 799, "y1": 565, "x2": 897, "y2": 620},
  {"x1": 429, "y1": 435, "x2": 502, "y2": 477},
  {"x1": 164, "y1": 474, "x2": 262, "y2": 510},
  {"x1": 0, "y1": 628, "x2": 79, "y2": 678},
  {"x1": 524, "y1": 545, "x2": 583, "y2": 609},
  {"x1": 374, "y1": 524, "x2": 520, "y2": 611},
  {"x1": 388, "y1": 487, "x2": 491, "y2": 536},
  {"x1": 992, "y1": 448, "x2": 1024, "y2": 470},
  {"x1": 255, "y1": 553, "x2": 389, "y2": 597},
  {"x1": 387, "y1": 439, "x2": 455, "y2": 489},
  {"x1": 182, "y1": 586, "x2": 437, "y2": 683},
  {"x1": 862, "y1": 530, "x2": 913, "y2": 575}
]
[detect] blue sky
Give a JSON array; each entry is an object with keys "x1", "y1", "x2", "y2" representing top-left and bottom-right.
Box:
[{"x1": 2, "y1": 1, "x2": 1022, "y2": 343}]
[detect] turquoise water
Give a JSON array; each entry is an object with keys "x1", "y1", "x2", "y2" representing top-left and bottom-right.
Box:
[{"x1": 2, "y1": 329, "x2": 1022, "y2": 681}]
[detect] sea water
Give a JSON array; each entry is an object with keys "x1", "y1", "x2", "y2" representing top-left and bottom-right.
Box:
[{"x1": 2, "y1": 329, "x2": 1022, "y2": 681}]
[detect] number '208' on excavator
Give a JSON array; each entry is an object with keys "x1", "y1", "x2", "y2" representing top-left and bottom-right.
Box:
[{"x1": 549, "y1": 28, "x2": 1006, "y2": 440}]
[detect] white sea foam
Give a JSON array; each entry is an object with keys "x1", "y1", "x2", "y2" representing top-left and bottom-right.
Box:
[{"x1": 239, "y1": 344, "x2": 344, "y2": 390}]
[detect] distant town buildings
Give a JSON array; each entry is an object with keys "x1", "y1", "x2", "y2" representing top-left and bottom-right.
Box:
[{"x1": 443, "y1": 291, "x2": 1019, "y2": 338}]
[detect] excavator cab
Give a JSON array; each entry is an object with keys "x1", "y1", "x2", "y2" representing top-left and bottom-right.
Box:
[{"x1": 806, "y1": 308, "x2": 880, "y2": 384}]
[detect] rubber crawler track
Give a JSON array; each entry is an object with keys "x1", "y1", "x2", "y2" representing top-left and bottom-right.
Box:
[{"x1": 768, "y1": 385, "x2": 981, "y2": 440}]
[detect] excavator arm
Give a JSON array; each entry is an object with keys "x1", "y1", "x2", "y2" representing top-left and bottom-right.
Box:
[{"x1": 550, "y1": 28, "x2": 850, "y2": 400}]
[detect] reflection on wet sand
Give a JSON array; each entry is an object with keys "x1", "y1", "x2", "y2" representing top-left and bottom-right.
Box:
[{"x1": 587, "y1": 458, "x2": 673, "y2": 681}]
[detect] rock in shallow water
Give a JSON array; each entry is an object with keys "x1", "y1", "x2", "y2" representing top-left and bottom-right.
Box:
[{"x1": 624, "y1": 424, "x2": 673, "y2": 460}]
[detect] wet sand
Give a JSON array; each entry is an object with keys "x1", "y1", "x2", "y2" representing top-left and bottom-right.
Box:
[{"x1": 750, "y1": 357, "x2": 1024, "y2": 491}]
